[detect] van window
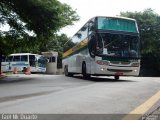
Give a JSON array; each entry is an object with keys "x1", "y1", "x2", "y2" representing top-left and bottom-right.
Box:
[
  {"x1": 21, "y1": 55, "x2": 28, "y2": 61},
  {"x1": 6, "y1": 56, "x2": 13, "y2": 62},
  {"x1": 2, "y1": 56, "x2": 6, "y2": 62},
  {"x1": 13, "y1": 56, "x2": 20, "y2": 61}
]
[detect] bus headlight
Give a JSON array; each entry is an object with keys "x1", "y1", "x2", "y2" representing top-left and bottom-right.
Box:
[
  {"x1": 101, "y1": 68, "x2": 105, "y2": 71},
  {"x1": 96, "y1": 60, "x2": 109, "y2": 65},
  {"x1": 131, "y1": 63, "x2": 140, "y2": 67}
]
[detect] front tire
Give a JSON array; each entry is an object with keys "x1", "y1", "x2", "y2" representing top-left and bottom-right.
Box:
[
  {"x1": 114, "y1": 75, "x2": 119, "y2": 80},
  {"x1": 64, "y1": 66, "x2": 69, "y2": 76},
  {"x1": 82, "y1": 63, "x2": 90, "y2": 79},
  {"x1": 64, "y1": 65, "x2": 73, "y2": 77}
]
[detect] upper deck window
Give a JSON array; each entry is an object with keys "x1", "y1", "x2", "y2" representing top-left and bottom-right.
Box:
[{"x1": 97, "y1": 17, "x2": 138, "y2": 33}]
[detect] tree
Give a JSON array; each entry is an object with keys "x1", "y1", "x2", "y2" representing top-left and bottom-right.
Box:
[
  {"x1": 39, "y1": 34, "x2": 71, "y2": 68},
  {"x1": 0, "y1": 0, "x2": 79, "y2": 73},
  {"x1": 120, "y1": 8, "x2": 160, "y2": 76}
]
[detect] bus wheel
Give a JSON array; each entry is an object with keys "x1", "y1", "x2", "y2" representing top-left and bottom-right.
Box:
[
  {"x1": 64, "y1": 66, "x2": 69, "y2": 76},
  {"x1": 114, "y1": 75, "x2": 119, "y2": 80},
  {"x1": 82, "y1": 63, "x2": 90, "y2": 79},
  {"x1": 64, "y1": 65, "x2": 73, "y2": 77}
]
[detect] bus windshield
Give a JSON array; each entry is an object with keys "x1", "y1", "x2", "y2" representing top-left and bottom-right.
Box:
[
  {"x1": 96, "y1": 33, "x2": 140, "y2": 58},
  {"x1": 97, "y1": 17, "x2": 138, "y2": 33}
]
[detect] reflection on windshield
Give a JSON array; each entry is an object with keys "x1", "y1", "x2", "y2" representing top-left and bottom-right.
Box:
[{"x1": 96, "y1": 33, "x2": 140, "y2": 58}]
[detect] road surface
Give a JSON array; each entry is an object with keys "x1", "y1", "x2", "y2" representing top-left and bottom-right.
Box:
[{"x1": 0, "y1": 74, "x2": 159, "y2": 119}]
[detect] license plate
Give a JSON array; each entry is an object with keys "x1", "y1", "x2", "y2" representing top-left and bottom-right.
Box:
[{"x1": 115, "y1": 72, "x2": 123, "y2": 75}]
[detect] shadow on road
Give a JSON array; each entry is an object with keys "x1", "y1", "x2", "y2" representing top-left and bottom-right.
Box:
[
  {"x1": 0, "y1": 91, "x2": 53, "y2": 103},
  {"x1": 72, "y1": 75, "x2": 136, "y2": 82},
  {"x1": 0, "y1": 77, "x2": 35, "y2": 84}
]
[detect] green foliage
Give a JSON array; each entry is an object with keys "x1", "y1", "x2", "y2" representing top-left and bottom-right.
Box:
[
  {"x1": 0, "y1": 0, "x2": 79, "y2": 72},
  {"x1": 121, "y1": 8, "x2": 160, "y2": 76},
  {"x1": 39, "y1": 34, "x2": 71, "y2": 68},
  {"x1": 0, "y1": 0, "x2": 79, "y2": 55},
  {"x1": 1, "y1": 0, "x2": 79, "y2": 36}
]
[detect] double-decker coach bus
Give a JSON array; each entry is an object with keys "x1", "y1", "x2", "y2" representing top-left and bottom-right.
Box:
[
  {"x1": 1, "y1": 53, "x2": 47, "y2": 73},
  {"x1": 63, "y1": 16, "x2": 140, "y2": 80}
]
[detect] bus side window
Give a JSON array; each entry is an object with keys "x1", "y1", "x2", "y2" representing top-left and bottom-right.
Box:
[{"x1": 88, "y1": 18, "x2": 95, "y2": 35}]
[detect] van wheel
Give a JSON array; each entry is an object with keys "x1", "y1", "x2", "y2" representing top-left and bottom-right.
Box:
[
  {"x1": 114, "y1": 75, "x2": 119, "y2": 80},
  {"x1": 82, "y1": 63, "x2": 90, "y2": 79}
]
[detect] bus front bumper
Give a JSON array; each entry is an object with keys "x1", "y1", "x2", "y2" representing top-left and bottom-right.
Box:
[{"x1": 94, "y1": 65, "x2": 140, "y2": 76}]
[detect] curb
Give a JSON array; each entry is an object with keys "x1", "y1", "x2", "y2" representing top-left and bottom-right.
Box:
[{"x1": 0, "y1": 75, "x2": 7, "y2": 80}]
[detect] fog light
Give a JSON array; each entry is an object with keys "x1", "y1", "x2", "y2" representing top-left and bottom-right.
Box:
[
  {"x1": 134, "y1": 70, "x2": 137, "y2": 72},
  {"x1": 101, "y1": 68, "x2": 105, "y2": 71}
]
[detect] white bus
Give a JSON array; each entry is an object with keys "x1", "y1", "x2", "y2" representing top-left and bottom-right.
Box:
[
  {"x1": 1, "y1": 53, "x2": 47, "y2": 73},
  {"x1": 63, "y1": 16, "x2": 140, "y2": 80}
]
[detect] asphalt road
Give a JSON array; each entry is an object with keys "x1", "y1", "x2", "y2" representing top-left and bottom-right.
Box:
[{"x1": 0, "y1": 74, "x2": 159, "y2": 117}]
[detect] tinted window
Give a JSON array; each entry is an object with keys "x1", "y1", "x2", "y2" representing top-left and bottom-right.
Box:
[
  {"x1": 63, "y1": 23, "x2": 88, "y2": 54},
  {"x1": 96, "y1": 33, "x2": 140, "y2": 58},
  {"x1": 2, "y1": 56, "x2": 6, "y2": 62},
  {"x1": 97, "y1": 17, "x2": 138, "y2": 33},
  {"x1": 29, "y1": 55, "x2": 36, "y2": 67},
  {"x1": 79, "y1": 23, "x2": 88, "y2": 40},
  {"x1": 63, "y1": 40, "x2": 76, "y2": 53},
  {"x1": 38, "y1": 56, "x2": 47, "y2": 67},
  {"x1": 13, "y1": 56, "x2": 20, "y2": 61},
  {"x1": 6, "y1": 56, "x2": 13, "y2": 62},
  {"x1": 88, "y1": 18, "x2": 95, "y2": 35},
  {"x1": 21, "y1": 55, "x2": 28, "y2": 61},
  {"x1": 49, "y1": 57, "x2": 55, "y2": 62},
  {"x1": 88, "y1": 34, "x2": 96, "y2": 58}
]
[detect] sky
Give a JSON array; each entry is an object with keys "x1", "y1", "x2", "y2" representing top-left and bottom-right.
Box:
[
  {"x1": 58, "y1": 0, "x2": 160, "y2": 37},
  {"x1": 1, "y1": 0, "x2": 160, "y2": 37}
]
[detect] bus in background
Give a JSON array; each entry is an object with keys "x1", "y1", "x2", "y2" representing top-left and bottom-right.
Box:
[
  {"x1": 63, "y1": 16, "x2": 140, "y2": 80},
  {"x1": 1, "y1": 53, "x2": 47, "y2": 73}
]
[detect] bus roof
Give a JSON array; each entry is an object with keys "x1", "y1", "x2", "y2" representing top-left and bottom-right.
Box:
[
  {"x1": 77, "y1": 15, "x2": 136, "y2": 36},
  {"x1": 91, "y1": 16, "x2": 136, "y2": 21},
  {"x1": 64, "y1": 16, "x2": 137, "y2": 46}
]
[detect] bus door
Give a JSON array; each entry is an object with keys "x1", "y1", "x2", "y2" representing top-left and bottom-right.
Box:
[
  {"x1": 88, "y1": 34, "x2": 96, "y2": 74},
  {"x1": 29, "y1": 55, "x2": 36, "y2": 67}
]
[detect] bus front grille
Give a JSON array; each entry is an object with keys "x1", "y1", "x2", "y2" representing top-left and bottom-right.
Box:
[{"x1": 107, "y1": 69, "x2": 132, "y2": 73}]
